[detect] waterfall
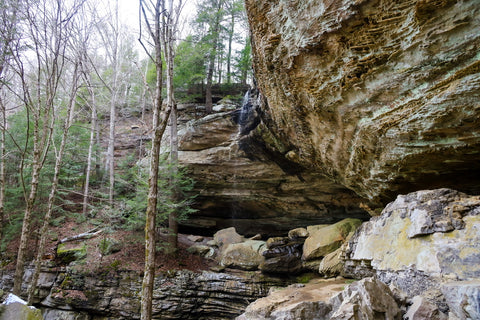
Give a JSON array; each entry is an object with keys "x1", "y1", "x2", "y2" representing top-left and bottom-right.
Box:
[{"x1": 237, "y1": 89, "x2": 260, "y2": 136}]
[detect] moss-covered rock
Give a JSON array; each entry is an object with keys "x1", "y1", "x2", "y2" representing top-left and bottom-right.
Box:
[
  {"x1": 302, "y1": 218, "x2": 362, "y2": 261},
  {"x1": 56, "y1": 243, "x2": 87, "y2": 264}
]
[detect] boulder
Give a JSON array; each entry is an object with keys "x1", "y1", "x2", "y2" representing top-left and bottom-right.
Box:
[
  {"x1": 288, "y1": 227, "x2": 308, "y2": 239},
  {"x1": 260, "y1": 240, "x2": 304, "y2": 274},
  {"x1": 187, "y1": 235, "x2": 204, "y2": 242},
  {"x1": 0, "y1": 294, "x2": 43, "y2": 320},
  {"x1": 187, "y1": 245, "x2": 215, "y2": 258},
  {"x1": 318, "y1": 232, "x2": 354, "y2": 278},
  {"x1": 237, "y1": 278, "x2": 345, "y2": 320},
  {"x1": 220, "y1": 240, "x2": 266, "y2": 270},
  {"x1": 329, "y1": 277, "x2": 401, "y2": 320},
  {"x1": 441, "y1": 281, "x2": 480, "y2": 320},
  {"x1": 56, "y1": 243, "x2": 87, "y2": 264},
  {"x1": 265, "y1": 237, "x2": 289, "y2": 249},
  {"x1": 405, "y1": 296, "x2": 447, "y2": 320},
  {"x1": 318, "y1": 247, "x2": 343, "y2": 278},
  {"x1": 303, "y1": 218, "x2": 362, "y2": 261},
  {"x1": 238, "y1": 277, "x2": 401, "y2": 320},
  {"x1": 344, "y1": 189, "x2": 480, "y2": 299},
  {"x1": 213, "y1": 227, "x2": 244, "y2": 251}
]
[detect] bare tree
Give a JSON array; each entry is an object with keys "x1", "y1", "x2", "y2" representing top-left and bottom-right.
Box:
[
  {"x1": 161, "y1": 0, "x2": 184, "y2": 251},
  {"x1": 11, "y1": 0, "x2": 85, "y2": 296},
  {"x1": 139, "y1": 0, "x2": 172, "y2": 318}
]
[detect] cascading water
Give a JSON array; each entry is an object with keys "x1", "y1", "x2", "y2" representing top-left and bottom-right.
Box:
[{"x1": 237, "y1": 88, "x2": 260, "y2": 136}]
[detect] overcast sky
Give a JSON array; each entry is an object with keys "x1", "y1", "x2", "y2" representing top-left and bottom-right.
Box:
[{"x1": 117, "y1": 0, "x2": 196, "y2": 36}]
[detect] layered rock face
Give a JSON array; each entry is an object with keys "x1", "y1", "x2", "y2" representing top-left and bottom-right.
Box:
[
  {"x1": 177, "y1": 108, "x2": 369, "y2": 236},
  {"x1": 0, "y1": 267, "x2": 289, "y2": 320},
  {"x1": 246, "y1": 0, "x2": 480, "y2": 204}
]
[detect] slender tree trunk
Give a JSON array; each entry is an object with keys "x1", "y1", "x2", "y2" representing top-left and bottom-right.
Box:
[
  {"x1": 227, "y1": 13, "x2": 234, "y2": 84},
  {"x1": 105, "y1": 0, "x2": 120, "y2": 206},
  {"x1": 107, "y1": 90, "x2": 116, "y2": 205},
  {"x1": 27, "y1": 65, "x2": 79, "y2": 304},
  {"x1": 140, "y1": 1, "x2": 171, "y2": 318},
  {"x1": 168, "y1": 105, "x2": 178, "y2": 250},
  {"x1": 83, "y1": 85, "x2": 97, "y2": 216},
  {"x1": 205, "y1": 0, "x2": 223, "y2": 113},
  {"x1": 0, "y1": 96, "x2": 6, "y2": 245}
]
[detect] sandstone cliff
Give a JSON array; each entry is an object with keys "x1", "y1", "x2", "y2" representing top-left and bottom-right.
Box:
[{"x1": 246, "y1": 0, "x2": 480, "y2": 205}]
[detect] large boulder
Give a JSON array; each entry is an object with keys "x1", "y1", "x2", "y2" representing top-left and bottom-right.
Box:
[
  {"x1": 245, "y1": 0, "x2": 480, "y2": 205},
  {"x1": 344, "y1": 189, "x2": 480, "y2": 301},
  {"x1": 0, "y1": 294, "x2": 43, "y2": 320},
  {"x1": 220, "y1": 240, "x2": 267, "y2": 271},
  {"x1": 213, "y1": 227, "x2": 245, "y2": 251},
  {"x1": 237, "y1": 278, "x2": 344, "y2": 320},
  {"x1": 303, "y1": 218, "x2": 362, "y2": 261},
  {"x1": 329, "y1": 277, "x2": 402, "y2": 320}
]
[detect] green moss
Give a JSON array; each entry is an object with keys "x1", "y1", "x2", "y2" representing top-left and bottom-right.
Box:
[
  {"x1": 57, "y1": 243, "x2": 87, "y2": 264},
  {"x1": 296, "y1": 273, "x2": 316, "y2": 284}
]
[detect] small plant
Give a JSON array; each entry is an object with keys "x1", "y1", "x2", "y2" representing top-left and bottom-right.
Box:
[{"x1": 296, "y1": 273, "x2": 316, "y2": 284}]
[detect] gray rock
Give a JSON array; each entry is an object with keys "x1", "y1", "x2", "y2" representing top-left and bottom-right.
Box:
[
  {"x1": 260, "y1": 240, "x2": 304, "y2": 274},
  {"x1": 187, "y1": 244, "x2": 214, "y2": 258},
  {"x1": 329, "y1": 277, "x2": 401, "y2": 320},
  {"x1": 220, "y1": 240, "x2": 266, "y2": 270},
  {"x1": 441, "y1": 281, "x2": 480, "y2": 320},
  {"x1": 213, "y1": 227, "x2": 245, "y2": 252},
  {"x1": 1, "y1": 294, "x2": 43, "y2": 320},
  {"x1": 187, "y1": 235, "x2": 204, "y2": 242},
  {"x1": 237, "y1": 278, "x2": 345, "y2": 320},
  {"x1": 404, "y1": 296, "x2": 447, "y2": 320}
]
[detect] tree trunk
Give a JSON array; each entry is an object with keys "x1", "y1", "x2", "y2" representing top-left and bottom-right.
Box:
[
  {"x1": 227, "y1": 11, "x2": 234, "y2": 84},
  {"x1": 139, "y1": 1, "x2": 171, "y2": 318},
  {"x1": 83, "y1": 76, "x2": 97, "y2": 216},
  {"x1": 0, "y1": 96, "x2": 6, "y2": 245},
  {"x1": 205, "y1": 0, "x2": 223, "y2": 114}
]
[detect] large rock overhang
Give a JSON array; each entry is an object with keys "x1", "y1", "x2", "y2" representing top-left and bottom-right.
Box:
[{"x1": 245, "y1": 0, "x2": 480, "y2": 205}]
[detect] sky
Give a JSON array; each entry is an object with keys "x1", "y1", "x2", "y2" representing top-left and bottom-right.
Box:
[{"x1": 117, "y1": 0, "x2": 196, "y2": 35}]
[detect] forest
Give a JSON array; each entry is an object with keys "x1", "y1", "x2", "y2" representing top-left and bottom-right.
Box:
[{"x1": 0, "y1": 0, "x2": 250, "y2": 319}]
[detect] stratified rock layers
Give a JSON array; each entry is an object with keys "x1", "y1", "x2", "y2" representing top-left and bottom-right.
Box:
[
  {"x1": 246, "y1": 0, "x2": 480, "y2": 204},
  {"x1": 178, "y1": 111, "x2": 368, "y2": 236}
]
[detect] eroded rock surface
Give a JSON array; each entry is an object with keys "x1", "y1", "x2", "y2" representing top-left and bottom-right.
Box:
[
  {"x1": 237, "y1": 277, "x2": 402, "y2": 320},
  {"x1": 246, "y1": 0, "x2": 480, "y2": 204},
  {"x1": 343, "y1": 189, "x2": 480, "y2": 307},
  {"x1": 178, "y1": 109, "x2": 369, "y2": 236}
]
